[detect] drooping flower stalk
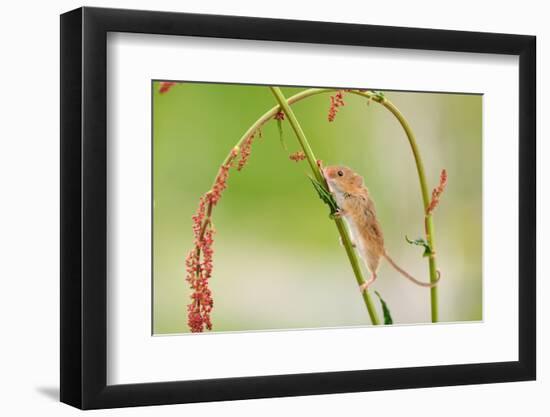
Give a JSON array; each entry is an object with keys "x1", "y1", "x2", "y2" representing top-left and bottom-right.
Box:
[
  {"x1": 184, "y1": 116, "x2": 281, "y2": 331},
  {"x1": 185, "y1": 147, "x2": 239, "y2": 332},
  {"x1": 181, "y1": 87, "x2": 443, "y2": 331}
]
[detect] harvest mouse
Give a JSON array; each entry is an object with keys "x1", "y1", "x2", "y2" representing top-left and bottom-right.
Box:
[{"x1": 323, "y1": 165, "x2": 440, "y2": 292}]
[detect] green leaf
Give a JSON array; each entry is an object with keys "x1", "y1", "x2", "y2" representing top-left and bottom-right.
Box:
[
  {"x1": 371, "y1": 91, "x2": 386, "y2": 102},
  {"x1": 277, "y1": 118, "x2": 287, "y2": 150},
  {"x1": 405, "y1": 235, "x2": 434, "y2": 257},
  {"x1": 374, "y1": 291, "x2": 393, "y2": 325},
  {"x1": 308, "y1": 176, "x2": 339, "y2": 216}
]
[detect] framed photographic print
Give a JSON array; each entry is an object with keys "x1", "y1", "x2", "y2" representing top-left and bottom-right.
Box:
[{"x1": 60, "y1": 6, "x2": 536, "y2": 409}]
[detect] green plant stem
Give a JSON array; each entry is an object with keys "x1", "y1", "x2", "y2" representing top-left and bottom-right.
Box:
[
  {"x1": 209, "y1": 87, "x2": 439, "y2": 324},
  {"x1": 269, "y1": 86, "x2": 381, "y2": 326},
  {"x1": 373, "y1": 98, "x2": 439, "y2": 323}
]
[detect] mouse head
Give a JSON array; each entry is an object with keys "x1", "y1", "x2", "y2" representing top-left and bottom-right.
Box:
[{"x1": 323, "y1": 165, "x2": 364, "y2": 194}]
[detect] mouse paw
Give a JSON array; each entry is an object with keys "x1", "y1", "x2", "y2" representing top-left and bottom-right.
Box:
[
  {"x1": 359, "y1": 273, "x2": 377, "y2": 293},
  {"x1": 331, "y1": 208, "x2": 346, "y2": 219}
]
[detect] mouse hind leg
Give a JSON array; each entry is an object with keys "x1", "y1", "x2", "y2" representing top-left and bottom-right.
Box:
[{"x1": 359, "y1": 253, "x2": 380, "y2": 293}]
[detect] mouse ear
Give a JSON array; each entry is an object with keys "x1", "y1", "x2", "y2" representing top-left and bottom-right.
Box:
[{"x1": 353, "y1": 174, "x2": 364, "y2": 187}]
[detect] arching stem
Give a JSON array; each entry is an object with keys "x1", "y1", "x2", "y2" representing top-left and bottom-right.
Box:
[
  {"x1": 198, "y1": 87, "x2": 439, "y2": 325},
  {"x1": 372, "y1": 98, "x2": 439, "y2": 322}
]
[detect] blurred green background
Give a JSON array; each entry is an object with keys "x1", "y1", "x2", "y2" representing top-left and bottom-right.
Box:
[{"x1": 153, "y1": 82, "x2": 482, "y2": 334}]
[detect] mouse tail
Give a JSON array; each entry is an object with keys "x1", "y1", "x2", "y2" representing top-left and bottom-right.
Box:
[{"x1": 383, "y1": 253, "x2": 440, "y2": 288}]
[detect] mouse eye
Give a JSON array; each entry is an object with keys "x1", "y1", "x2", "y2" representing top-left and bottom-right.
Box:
[{"x1": 337, "y1": 170, "x2": 344, "y2": 177}]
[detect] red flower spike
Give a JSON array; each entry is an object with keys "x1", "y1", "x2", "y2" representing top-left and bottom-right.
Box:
[
  {"x1": 426, "y1": 169, "x2": 448, "y2": 215},
  {"x1": 210, "y1": 147, "x2": 239, "y2": 205},
  {"x1": 185, "y1": 147, "x2": 240, "y2": 332},
  {"x1": 328, "y1": 91, "x2": 346, "y2": 122},
  {"x1": 237, "y1": 133, "x2": 255, "y2": 171},
  {"x1": 185, "y1": 223, "x2": 215, "y2": 333},
  {"x1": 274, "y1": 111, "x2": 285, "y2": 121},
  {"x1": 159, "y1": 82, "x2": 177, "y2": 94}
]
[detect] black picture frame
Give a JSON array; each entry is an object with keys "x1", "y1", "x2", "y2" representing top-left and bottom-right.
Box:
[{"x1": 60, "y1": 6, "x2": 536, "y2": 410}]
